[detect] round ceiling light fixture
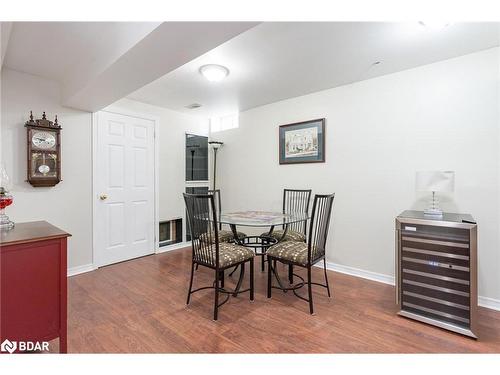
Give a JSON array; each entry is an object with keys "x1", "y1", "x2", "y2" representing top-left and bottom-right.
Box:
[{"x1": 199, "y1": 64, "x2": 230, "y2": 82}]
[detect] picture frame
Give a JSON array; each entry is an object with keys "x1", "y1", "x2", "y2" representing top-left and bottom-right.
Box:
[{"x1": 279, "y1": 118, "x2": 325, "y2": 164}]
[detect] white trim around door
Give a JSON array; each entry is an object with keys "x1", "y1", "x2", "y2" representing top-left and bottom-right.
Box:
[{"x1": 92, "y1": 109, "x2": 160, "y2": 268}]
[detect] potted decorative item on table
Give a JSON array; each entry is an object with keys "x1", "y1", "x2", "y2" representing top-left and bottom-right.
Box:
[{"x1": 0, "y1": 163, "x2": 14, "y2": 230}]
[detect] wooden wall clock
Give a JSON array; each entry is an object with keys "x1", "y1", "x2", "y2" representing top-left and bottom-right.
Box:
[{"x1": 25, "y1": 111, "x2": 62, "y2": 187}]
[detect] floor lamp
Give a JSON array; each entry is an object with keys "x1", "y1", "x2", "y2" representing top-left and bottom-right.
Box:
[
  {"x1": 209, "y1": 141, "x2": 223, "y2": 190},
  {"x1": 186, "y1": 143, "x2": 200, "y2": 181}
]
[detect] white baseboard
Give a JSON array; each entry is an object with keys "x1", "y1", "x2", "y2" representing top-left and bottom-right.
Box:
[
  {"x1": 67, "y1": 243, "x2": 189, "y2": 277},
  {"x1": 67, "y1": 263, "x2": 96, "y2": 277},
  {"x1": 319, "y1": 261, "x2": 500, "y2": 312},
  {"x1": 319, "y1": 260, "x2": 395, "y2": 286},
  {"x1": 156, "y1": 241, "x2": 190, "y2": 254},
  {"x1": 478, "y1": 296, "x2": 500, "y2": 311}
]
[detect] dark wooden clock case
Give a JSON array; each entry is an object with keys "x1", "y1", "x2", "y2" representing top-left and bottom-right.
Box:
[{"x1": 25, "y1": 112, "x2": 62, "y2": 187}]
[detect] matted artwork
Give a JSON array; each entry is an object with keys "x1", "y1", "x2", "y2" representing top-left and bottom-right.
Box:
[{"x1": 279, "y1": 118, "x2": 325, "y2": 164}]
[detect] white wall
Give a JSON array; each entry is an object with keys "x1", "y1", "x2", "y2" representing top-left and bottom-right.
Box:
[
  {"x1": 105, "y1": 98, "x2": 209, "y2": 236},
  {"x1": 1, "y1": 74, "x2": 209, "y2": 270},
  {"x1": 0, "y1": 68, "x2": 93, "y2": 269},
  {"x1": 215, "y1": 48, "x2": 500, "y2": 302}
]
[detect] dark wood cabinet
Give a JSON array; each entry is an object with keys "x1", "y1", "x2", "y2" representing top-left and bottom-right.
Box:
[
  {"x1": 396, "y1": 210, "x2": 478, "y2": 338},
  {"x1": 0, "y1": 221, "x2": 71, "y2": 353}
]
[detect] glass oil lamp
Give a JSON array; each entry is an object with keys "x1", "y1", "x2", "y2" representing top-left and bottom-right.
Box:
[{"x1": 0, "y1": 163, "x2": 14, "y2": 230}]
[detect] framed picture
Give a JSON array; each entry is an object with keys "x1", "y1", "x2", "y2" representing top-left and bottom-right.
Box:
[{"x1": 279, "y1": 118, "x2": 325, "y2": 164}]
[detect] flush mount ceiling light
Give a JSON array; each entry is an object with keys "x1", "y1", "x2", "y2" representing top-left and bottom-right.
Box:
[{"x1": 199, "y1": 64, "x2": 230, "y2": 82}]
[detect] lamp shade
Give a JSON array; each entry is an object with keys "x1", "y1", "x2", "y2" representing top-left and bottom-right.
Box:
[
  {"x1": 208, "y1": 140, "x2": 223, "y2": 150},
  {"x1": 416, "y1": 171, "x2": 455, "y2": 192}
]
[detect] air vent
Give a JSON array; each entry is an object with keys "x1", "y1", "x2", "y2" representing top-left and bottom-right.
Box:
[{"x1": 185, "y1": 103, "x2": 202, "y2": 109}]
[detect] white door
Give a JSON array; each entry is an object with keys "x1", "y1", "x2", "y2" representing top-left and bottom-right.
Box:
[{"x1": 95, "y1": 111, "x2": 156, "y2": 267}]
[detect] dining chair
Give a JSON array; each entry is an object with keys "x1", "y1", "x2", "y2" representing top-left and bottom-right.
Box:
[
  {"x1": 197, "y1": 189, "x2": 247, "y2": 274},
  {"x1": 261, "y1": 189, "x2": 312, "y2": 242},
  {"x1": 266, "y1": 193, "x2": 335, "y2": 315},
  {"x1": 184, "y1": 193, "x2": 254, "y2": 320},
  {"x1": 203, "y1": 189, "x2": 247, "y2": 243}
]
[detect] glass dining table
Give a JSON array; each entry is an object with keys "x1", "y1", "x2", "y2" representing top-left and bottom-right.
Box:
[{"x1": 218, "y1": 211, "x2": 309, "y2": 295}]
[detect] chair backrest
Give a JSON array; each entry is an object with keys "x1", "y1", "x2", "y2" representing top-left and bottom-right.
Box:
[
  {"x1": 307, "y1": 194, "x2": 335, "y2": 264},
  {"x1": 283, "y1": 189, "x2": 312, "y2": 235},
  {"x1": 208, "y1": 189, "x2": 222, "y2": 230},
  {"x1": 183, "y1": 193, "x2": 219, "y2": 268}
]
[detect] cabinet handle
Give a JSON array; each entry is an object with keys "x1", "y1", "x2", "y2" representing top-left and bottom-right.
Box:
[{"x1": 99, "y1": 194, "x2": 108, "y2": 201}]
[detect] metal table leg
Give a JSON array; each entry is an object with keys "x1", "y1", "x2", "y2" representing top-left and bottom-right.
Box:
[
  {"x1": 269, "y1": 260, "x2": 292, "y2": 293},
  {"x1": 229, "y1": 224, "x2": 243, "y2": 245},
  {"x1": 233, "y1": 263, "x2": 245, "y2": 297},
  {"x1": 270, "y1": 223, "x2": 291, "y2": 291}
]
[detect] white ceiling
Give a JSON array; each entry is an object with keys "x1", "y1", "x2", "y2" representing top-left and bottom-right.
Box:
[
  {"x1": 128, "y1": 22, "x2": 500, "y2": 117},
  {"x1": 3, "y1": 22, "x2": 499, "y2": 115},
  {"x1": 4, "y1": 22, "x2": 160, "y2": 83},
  {"x1": 2, "y1": 22, "x2": 258, "y2": 111}
]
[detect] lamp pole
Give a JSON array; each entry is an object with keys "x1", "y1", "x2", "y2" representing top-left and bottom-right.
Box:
[
  {"x1": 186, "y1": 143, "x2": 200, "y2": 181},
  {"x1": 208, "y1": 141, "x2": 223, "y2": 191},
  {"x1": 190, "y1": 149, "x2": 195, "y2": 181}
]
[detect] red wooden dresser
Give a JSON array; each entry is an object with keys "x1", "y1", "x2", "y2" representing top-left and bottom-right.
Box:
[{"x1": 0, "y1": 221, "x2": 71, "y2": 353}]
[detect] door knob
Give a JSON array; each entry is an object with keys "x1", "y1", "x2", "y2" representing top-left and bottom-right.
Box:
[{"x1": 99, "y1": 194, "x2": 108, "y2": 201}]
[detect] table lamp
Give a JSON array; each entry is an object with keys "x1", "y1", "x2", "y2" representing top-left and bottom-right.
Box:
[
  {"x1": 0, "y1": 163, "x2": 15, "y2": 230},
  {"x1": 415, "y1": 171, "x2": 455, "y2": 218}
]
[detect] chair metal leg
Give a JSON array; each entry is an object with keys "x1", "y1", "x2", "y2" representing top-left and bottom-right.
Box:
[
  {"x1": 228, "y1": 265, "x2": 238, "y2": 277},
  {"x1": 214, "y1": 269, "x2": 219, "y2": 321},
  {"x1": 250, "y1": 259, "x2": 254, "y2": 301},
  {"x1": 288, "y1": 264, "x2": 294, "y2": 284},
  {"x1": 323, "y1": 258, "x2": 331, "y2": 297},
  {"x1": 220, "y1": 270, "x2": 225, "y2": 288},
  {"x1": 267, "y1": 256, "x2": 272, "y2": 298},
  {"x1": 307, "y1": 265, "x2": 314, "y2": 315},
  {"x1": 261, "y1": 251, "x2": 265, "y2": 271},
  {"x1": 186, "y1": 262, "x2": 195, "y2": 305}
]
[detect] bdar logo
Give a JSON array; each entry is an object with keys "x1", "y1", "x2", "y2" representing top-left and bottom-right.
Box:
[{"x1": 1, "y1": 339, "x2": 17, "y2": 354}]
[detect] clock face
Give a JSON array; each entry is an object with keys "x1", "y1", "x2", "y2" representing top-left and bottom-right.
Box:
[{"x1": 32, "y1": 131, "x2": 56, "y2": 150}]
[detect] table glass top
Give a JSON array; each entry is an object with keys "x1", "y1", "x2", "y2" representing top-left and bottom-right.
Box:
[{"x1": 218, "y1": 211, "x2": 309, "y2": 227}]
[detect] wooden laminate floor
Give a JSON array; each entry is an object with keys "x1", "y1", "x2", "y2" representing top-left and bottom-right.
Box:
[{"x1": 61, "y1": 248, "x2": 500, "y2": 353}]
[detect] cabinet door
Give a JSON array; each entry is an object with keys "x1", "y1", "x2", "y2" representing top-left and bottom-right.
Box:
[
  {"x1": 1, "y1": 240, "x2": 61, "y2": 342},
  {"x1": 400, "y1": 223, "x2": 471, "y2": 329}
]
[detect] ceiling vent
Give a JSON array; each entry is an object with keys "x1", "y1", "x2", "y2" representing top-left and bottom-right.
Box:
[{"x1": 186, "y1": 103, "x2": 202, "y2": 109}]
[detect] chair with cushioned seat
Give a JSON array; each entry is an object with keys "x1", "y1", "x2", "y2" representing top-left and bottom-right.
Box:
[
  {"x1": 261, "y1": 189, "x2": 311, "y2": 277},
  {"x1": 267, "y1": 193, "x2": 335, "y2": 315},
  {"x1": 184, "y1": 193, "x2": 254, "y2": 320},
  {"x1": 261, "y1": 189, "x2": 312, "y2": 243},
  {"x1": 208, "y1": 189, "x2": 247, "y2": 243}
]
